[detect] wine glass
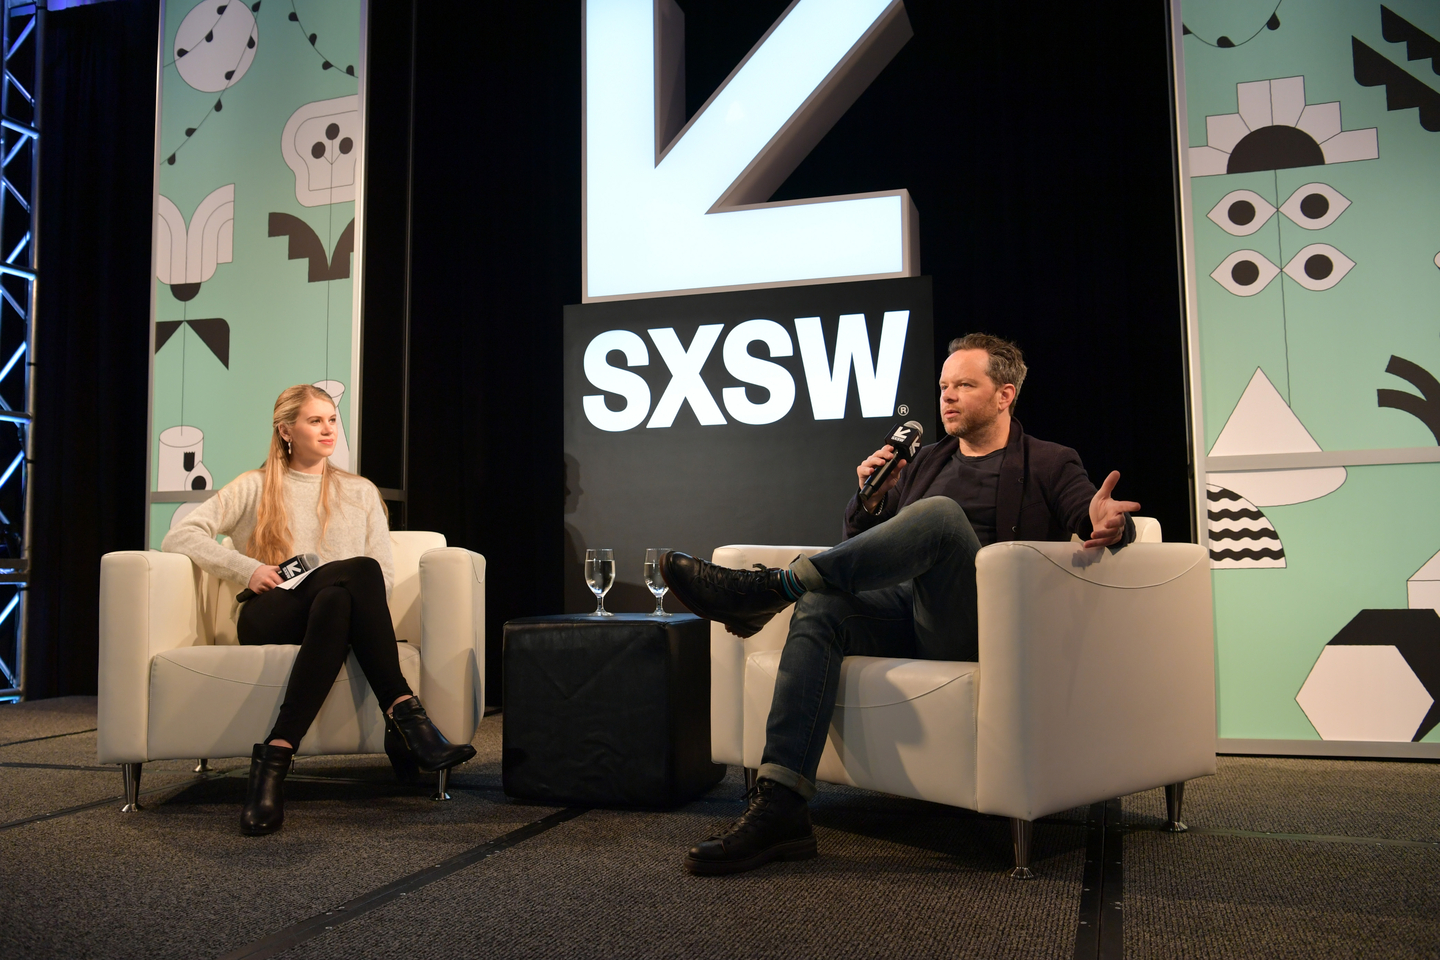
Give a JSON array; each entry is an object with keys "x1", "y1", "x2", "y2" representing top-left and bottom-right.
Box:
[
  {"x1": 584, "y1": 548, "x2": 615, "y2": 616},
  {"x1": 643, "y1": 549, "x2": 670, "y2": 616}
]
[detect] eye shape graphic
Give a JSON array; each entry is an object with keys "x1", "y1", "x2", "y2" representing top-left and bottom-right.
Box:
[
  {"x1": 1207, "y1": 190, "x2": 1276, "y2": 236},
  {"x1": 1283, "y1": 244, "x2": 1354, "y2": 291},
  {"x1": 1211, "y1": 250, "x2": 1279, "y2": 296},
  {"x1": 1279, "y1": 183, "x2": 1350, "y2": 230}
]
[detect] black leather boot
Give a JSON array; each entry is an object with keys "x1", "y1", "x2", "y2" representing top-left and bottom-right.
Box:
[
  {"x1": 240, "y1": 742, "x2": 294, "y2": 836},
  {"x1": 659, "y1": 552, "x2": 795, "y2": 638},
  {"x1": 683, "y1": 778, "x2": 817, "y2": 875},
  {"x1": 384, "y1": 697, "x2": 477, "y2": 774}
]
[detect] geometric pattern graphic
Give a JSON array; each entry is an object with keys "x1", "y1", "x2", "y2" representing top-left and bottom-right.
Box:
[
  {"x1": 1352, "y1": 8, "x2": 1440, "y2": 134},
  {"x1": 1377, "y1": 355, "x2": 1440, "y2": 444},
  {"x1": 1277, "y1": 182, "x2": 1351, "y2": 229},
  {"x1": 1281, "y1": 242, "x2": 1354, "y2": 291},
  {"x1": 1412, "y1": 549, "x2": 1440, "y2": 614},
  {"x1": 1207, "y1": 484, "x2": 1285, "y2": 569},
  {"x1": 1190, "y1": 76, "x2": 1379, "y2": 177},
  {"x1": 1297, "y1": 609, "x2": 1440, "y2": 741}
]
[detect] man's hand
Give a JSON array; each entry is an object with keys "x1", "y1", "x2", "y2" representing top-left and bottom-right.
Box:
[
  {"x1": 247, "y1": 565, "x2": 283, "y2": 595},
  {"x1": 1085, "y1": 471, "x2": 1140, "y2": 548},
  {"x1": 856, "y1": 445, "x2": 907, "y2": 512}
]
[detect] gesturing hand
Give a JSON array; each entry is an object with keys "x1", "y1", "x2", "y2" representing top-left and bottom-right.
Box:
[
  {"x1": 1085, "y1": 470, "x2": 1140, "y2": 549},
  {"x1": 247, "y1": 565, "x2": 283, "y2": 595}
]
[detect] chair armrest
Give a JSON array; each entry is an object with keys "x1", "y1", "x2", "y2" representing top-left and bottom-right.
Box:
[
  {"x1": 97, "y1": 551, "x2": 205, "y2": 764},
  {"x1": 974, "y1": 541, "x2": 1216, "y2": 821},
  {"x1": 709, "y1": 544, "x2": 829, "y2": 765},
  {"x1": 418, "y1": 547, "x2": 486, "y2": 744}
]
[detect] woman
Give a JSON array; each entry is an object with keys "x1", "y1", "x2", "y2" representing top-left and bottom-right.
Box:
[{"x1": 162, "y1": 384, "x2": 475, "y2": 835}]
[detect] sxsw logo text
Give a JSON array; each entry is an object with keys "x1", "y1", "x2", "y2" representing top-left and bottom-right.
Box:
[{"x1": 582, "y1": 311, "x2": 909, "y2": 432}]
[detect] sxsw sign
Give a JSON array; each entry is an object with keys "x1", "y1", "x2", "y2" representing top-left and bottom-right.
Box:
[{"x1": 582, "y1": 0, "x2": 919, "y2": 302}]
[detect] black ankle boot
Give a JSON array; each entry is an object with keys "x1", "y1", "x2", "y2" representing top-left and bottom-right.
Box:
[
  {"x1": 240, "y1": 742, "x2": 294, "y2": 836},
  {"x1": 384, "y1": 697, "x2": 477, "y2": 775},
  {"x1": 658, "y1": 552, "x2": 795, "y2": 638},
  {"x1": 683, "y1": 778, "x2": 816, "y2": 875}
]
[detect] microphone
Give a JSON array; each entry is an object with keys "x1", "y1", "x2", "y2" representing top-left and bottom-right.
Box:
[
  {"x1": 859, "y1": 420, "x2": 924, "y2": 502},
  {"x1": 236, "y1": 552, "x2": 320, "y2": 602}
]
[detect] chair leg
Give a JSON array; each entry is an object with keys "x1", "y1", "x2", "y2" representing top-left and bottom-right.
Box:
[
  {"x1": 121, "y1": 763, "x2": 143, "y2": 813},
  {"x1": 743, "y1": 767, "x2": 758, "y2": 794},
  {"x1": 431, "y1": 767, "x2": 451, "y2": 802},
  {"x1": 1010, "y1": 818, "x2": 1035, "y2": 879},
  {"x1": 194, "y1": 759, "x2": 209, "y2": 775},
  {"x1": 1165, "y1": 781, "x2": 1188, "y2": 833}
]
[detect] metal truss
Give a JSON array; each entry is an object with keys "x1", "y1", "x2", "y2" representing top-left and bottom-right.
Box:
[{"x1": 0, "y1": 0, "x2": 40, "y2": 700}]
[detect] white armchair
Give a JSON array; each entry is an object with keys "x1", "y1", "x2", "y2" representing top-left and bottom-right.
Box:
[
  {"x1": 709, "y1": 519, "x2": 1216, "y2": 876},
  {"x1": 97, "y1": 532, "x2": 485, "y2": 808}
]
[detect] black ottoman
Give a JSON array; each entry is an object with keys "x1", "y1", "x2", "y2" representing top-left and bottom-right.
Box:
[{"x1": 502, "y1": 613, "x2": 725, "y2": 807}]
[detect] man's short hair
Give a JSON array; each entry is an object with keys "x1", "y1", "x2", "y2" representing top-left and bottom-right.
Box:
[{"x1": 947, "y1": 333, "x2": 1027, "y2": 402}]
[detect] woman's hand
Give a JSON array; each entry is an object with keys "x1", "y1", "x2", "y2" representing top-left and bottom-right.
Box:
[{"x1": 247, "y1": 565, "x2": 283, "y2": 595}]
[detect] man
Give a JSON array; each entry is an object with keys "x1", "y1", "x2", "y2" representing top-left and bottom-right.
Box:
[{"x1": 660, "y1": 333, "x2": 1140, "y2": 876}]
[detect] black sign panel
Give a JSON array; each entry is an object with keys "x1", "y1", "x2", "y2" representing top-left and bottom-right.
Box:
[{"x1": 563, "y1": 277, "x2": 934, "y2": 613}]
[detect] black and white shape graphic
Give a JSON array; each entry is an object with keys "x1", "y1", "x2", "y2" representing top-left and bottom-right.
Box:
[
  {"x1": 168, "y1": 501, "x2": 203, "y2": 530},
  {"x1": 1296, "y1": 609, "x2": 1440, "y2": 742},
  {"x1": 1190, "y1": 77, "x2": 1379, "y2": 176},
  {"x1": 1412, "y1": 549, "x2": 1440, "y2": 613},
  {"x1": 1181, "y1": 1, "x2": 1281, "y2": 49},
  {"x1": 155, "y1": 317, "x2": 230, "y2": 368},
  {"x1": 1208, "y1": 368, "x2": 1346, "y2": 506},
  {"x1": 1377, "y1": 355, "x2": 1440, "y2": 443},
  {"x1": 1353, "y1": 6, "x2": 1440, "y2": 134},
  {"x1": 157, "y1": 425, "x2": 214, "y2": 492},
  {"x1": 312, "y1": 379, "x2": 351, "y2": 471},
  {"x1": 174, "y1": 0, "x2": 258, "y2": 93},
  {"x1": 1206, "y1": 484, "x2": 1284, "y2": 569},
  {"x1": 1282, "y1": 243, "x2": 1354, "y2": 291},
  {"x1": 1207, "y1": 189, "x2": 1276, "y2": 236},
  {"x1": 1210, "y1": 249, "x2": 1279, "y2": 296},
  {"x1": 1277, "y1": 182, "x2": 1350, "y2": 229},
  {"x1": 287, "y1": 4, "x2": 356, "y2": 75},
  {"x1": 267, "y1": 213, "x2": 355, "y2": 282},
  {"x1": 156, "y1": 184, "x2": 235, "y2": 302},
  {"x1": 281, "y1": 96, "x2": 360, "y2": 206}
]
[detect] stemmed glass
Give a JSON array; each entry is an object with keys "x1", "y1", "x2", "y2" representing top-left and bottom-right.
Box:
[
  {"x1": 643, "y1": 549, "x2": 670, "y2": 616},
  {"x1": 584, "y1": 548, "x2": 615, "y2": 616}
]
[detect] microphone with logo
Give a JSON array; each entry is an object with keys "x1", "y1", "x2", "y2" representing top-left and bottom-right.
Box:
[
  {"x1": 859, "y1": 420, "x2": 925, "y2": 503},
  {"x1": 236, "y1": 552, "x2": 321, "y2": 603}
]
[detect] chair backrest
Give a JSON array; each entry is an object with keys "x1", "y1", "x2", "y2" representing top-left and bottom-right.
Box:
[{"x1": 389, "y1": 530, "x2": 447, "y2": 641}]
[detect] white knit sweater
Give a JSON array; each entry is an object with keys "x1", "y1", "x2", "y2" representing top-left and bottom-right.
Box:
[{"x1": 162, "y1": 468, "x2": 395, "y2": 597}]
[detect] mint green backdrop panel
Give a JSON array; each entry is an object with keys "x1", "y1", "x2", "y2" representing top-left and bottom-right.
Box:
[
  {"x1": 1180, "y1": 0, "x2": 1440, "y2": 745},
  {"x1": 148, "y1": 0, "x2": 363, "y2": 549}
]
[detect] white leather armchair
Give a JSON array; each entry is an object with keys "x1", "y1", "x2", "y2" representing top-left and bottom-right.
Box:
[
  {"x1": 709, "y1": 519, "x2": 1216, "y2": 876},
  {"x1": 97, "y1": 532, "x2": 485, "y2": 808}
]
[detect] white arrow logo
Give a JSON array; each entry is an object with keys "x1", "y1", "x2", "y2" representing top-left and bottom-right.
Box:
[{"x1": 583, "y1": 0, "x2": 918, "y2": 303}]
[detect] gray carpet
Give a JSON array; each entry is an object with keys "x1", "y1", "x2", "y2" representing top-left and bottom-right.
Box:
[{"x1": 2, "y1": 699, "x2": 1438, "y2": 959}]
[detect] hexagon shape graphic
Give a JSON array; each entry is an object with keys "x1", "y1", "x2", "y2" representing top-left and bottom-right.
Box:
[{"x1": 1297, "y1": 609, "x2": 1440, "y2": 741}]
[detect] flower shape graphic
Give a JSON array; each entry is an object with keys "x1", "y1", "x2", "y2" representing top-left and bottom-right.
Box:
[{"x1": 1190, "y1": 77, "x2": 1378, "y2": 177}]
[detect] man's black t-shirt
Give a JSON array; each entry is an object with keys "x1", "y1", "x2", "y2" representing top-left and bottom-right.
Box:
[{"x1": 925, "y1": 448, "x2": 1004, "y2": 546}]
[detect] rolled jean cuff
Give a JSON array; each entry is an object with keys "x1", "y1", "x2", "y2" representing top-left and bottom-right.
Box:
[
  {"x1": 756, "y1": 762, "x2": 817, "y2": 801},
  {"x1": 790, "y1": 555, "x2": 826, "y2": 593}
]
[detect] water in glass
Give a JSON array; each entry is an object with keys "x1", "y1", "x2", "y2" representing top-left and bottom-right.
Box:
[
  {"x1": 643, "y1": 548, "x2": 670, "y2": 616},
  {"x1": 584, "y1": 548, "x2": 615, "y2": 616}
]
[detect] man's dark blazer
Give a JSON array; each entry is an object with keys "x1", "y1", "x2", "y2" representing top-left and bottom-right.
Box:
[{"x1": 842, "y1": 419, "x2": 1135, "y2": 545}]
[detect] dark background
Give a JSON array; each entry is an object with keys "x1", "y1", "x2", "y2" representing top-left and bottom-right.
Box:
[{"x1": 26, "y1": 0, "x2": 1190, "y2": 703}]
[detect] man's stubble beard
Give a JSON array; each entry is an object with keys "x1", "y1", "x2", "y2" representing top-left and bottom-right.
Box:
[{"x1": 944, "y1": 404, "x2": 1000, "y2": 442}]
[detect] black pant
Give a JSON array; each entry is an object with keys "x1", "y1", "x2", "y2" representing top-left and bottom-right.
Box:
[{"x1": 237, "y1": 556, "x2": 413, "y2": 746}]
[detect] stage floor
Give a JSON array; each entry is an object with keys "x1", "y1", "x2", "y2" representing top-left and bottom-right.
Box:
[{"x1": 2, "y1": 697, "x2": 1437, "y2": 959}]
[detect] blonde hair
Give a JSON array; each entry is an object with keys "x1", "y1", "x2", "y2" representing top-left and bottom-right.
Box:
[{"x1": 248, "y1": 384, "x2": 352, "y2": 565}]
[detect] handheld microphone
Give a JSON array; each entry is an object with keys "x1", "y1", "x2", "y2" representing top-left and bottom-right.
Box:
[
  {"x1": 859, "y1": 420, "x2": 924, "y2": 502},
  {"x1": 236, "y1": 552, "x2": 320, "y2": 602}
]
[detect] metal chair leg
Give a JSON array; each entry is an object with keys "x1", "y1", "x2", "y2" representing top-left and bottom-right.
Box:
[
  {"x1": 1010, "y1": 818, "x2": 1035, "y2": 879},
  {"x1": 1165, "y1": 781, "x2": 1188, "y2": 832},
  {"x1": 743, "y1": 767, "x2": 758, "y2": 794},
  {"x1": 194, "y1": 758, "x2": 209, "y2": 775},
  {"x1": 121, "y1": 763, "x2": 143, "y2": 813},
  {"x1": 431, "y1": 767, "x2": 451, "y2": 802}
]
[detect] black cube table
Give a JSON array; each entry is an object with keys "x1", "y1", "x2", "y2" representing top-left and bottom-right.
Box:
[{"x1": 502, "y1": 613, "x2": 725, "y2": 807}]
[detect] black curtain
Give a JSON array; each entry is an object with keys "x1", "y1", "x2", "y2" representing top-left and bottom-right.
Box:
[{"x1": 27, "y1": 0, "x2": 158, "y2": 698}]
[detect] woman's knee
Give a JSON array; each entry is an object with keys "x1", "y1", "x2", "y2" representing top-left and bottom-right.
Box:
[{"x1": 328, "y1": 556, "x2": 383, "y2": 583}]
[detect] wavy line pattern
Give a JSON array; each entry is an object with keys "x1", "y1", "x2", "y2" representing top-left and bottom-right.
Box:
[
  {"x1": 1208, "y1": 508, "x2": 1267, "y2": 521},
  {"x1": 1210, "y1": 548, "x2": 1287, "y2": 561},
  {"x1": 1209, "y1": 529, "x2": 1282, "y2": 542}
]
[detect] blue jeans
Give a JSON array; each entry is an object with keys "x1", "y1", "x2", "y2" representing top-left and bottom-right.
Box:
[{"x1": 757, "y1": 497, "x2": 982, "y2": 800}]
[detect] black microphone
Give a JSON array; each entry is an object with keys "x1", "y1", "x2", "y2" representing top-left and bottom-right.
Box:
[
  {"x1": 859, "y1": 420, "x2": 924, "y2": 502},
  {"x1": 236, "y1": 552, "x2": 320, "y2": 602}
]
